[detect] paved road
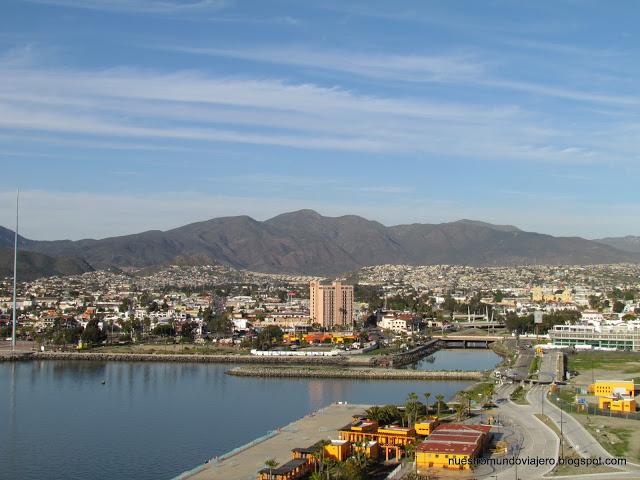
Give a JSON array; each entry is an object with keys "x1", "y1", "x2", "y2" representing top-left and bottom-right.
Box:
[
  {"x1": 526, "y1": 385, "x2": 612, "y2": 459},
  {"x1": 490, "y1": 384, "x2": 559, "y2": 480},
  {"x1": 538, "y1": 351, "x2": 558, "y2": 384}
]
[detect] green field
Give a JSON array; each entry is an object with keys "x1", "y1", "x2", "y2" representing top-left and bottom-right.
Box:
[{"x1": 567, "y1": 351, "x2": 640, "y2": 372}]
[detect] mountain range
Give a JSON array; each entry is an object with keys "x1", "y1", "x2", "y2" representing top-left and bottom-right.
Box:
[
  {"x1": 0, "y1": 210, "x2": 637, "y2": 279},
  {"x1": 594, "y1": 236, "x2": 640, "y2": 254}
]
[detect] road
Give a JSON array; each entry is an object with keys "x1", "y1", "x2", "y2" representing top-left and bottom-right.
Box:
[
  {"x1": 528, "y1": 385, "x2": 620, "y2": 461},
  {"x1": 485, "y1": 383, "x2": 559, "y2": 479},
  {"x1": 537, "y1": 351, "x2": 558, "y2": 384}
]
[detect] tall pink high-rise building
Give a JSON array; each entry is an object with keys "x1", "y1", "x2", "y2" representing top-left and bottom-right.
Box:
[{"x1": 309, "y1": 280, "x2": 354, "y2": 329}]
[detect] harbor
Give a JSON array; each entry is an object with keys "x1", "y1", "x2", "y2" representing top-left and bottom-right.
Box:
[{"x1": 179, "y1": 403, "x2": 369, "y2": 480}]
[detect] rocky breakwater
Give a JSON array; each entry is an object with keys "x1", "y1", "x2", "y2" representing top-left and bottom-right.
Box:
[
  {"x1": 29, "y1": 351, "x2": 353, "y2": 365},
  {"x1": 380, "y1": 339, "x2": 442, "y2": 368},
  {"x1": 225, "y1": 365, "x2": 484, "y2": 380},
  {"x1": 0, "y1": 351, "x2": 34, "y2": 362}
]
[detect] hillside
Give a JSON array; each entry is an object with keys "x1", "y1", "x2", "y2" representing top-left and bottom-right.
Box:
[
  {"x1": 0, "y1": 248, "x2": 94, "y2": 281},
  {"x1": 594, "y1": 236, "x2": 640, "y2": 254},
  {"x1": 2, "y1": 210, "x2": 636, "y2": 276}
]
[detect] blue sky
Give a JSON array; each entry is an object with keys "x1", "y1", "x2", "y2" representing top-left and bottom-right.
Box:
[{"x1": 1, "y1": 0, "x2": 639, "y2": 240}]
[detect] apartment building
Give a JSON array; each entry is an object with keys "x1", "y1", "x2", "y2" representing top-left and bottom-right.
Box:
[{"x1": 309, "y1": 280, "x2": 354, "y2": 328}]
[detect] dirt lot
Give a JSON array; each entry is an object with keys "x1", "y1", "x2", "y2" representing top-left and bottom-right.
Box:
[{"x1": 569, "y1": 412, "x2": 640, "y2": 462}]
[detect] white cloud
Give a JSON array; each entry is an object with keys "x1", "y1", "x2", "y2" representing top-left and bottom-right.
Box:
[
  {"x1": 0, "y1": 62, "x2": 618, "y2": 163},
  {"x1": 158, "y1": 44, "x2": 640, "y2": 108},
  {"x1": 162, "y1": 45, "x2": 483, "y2": 82}
]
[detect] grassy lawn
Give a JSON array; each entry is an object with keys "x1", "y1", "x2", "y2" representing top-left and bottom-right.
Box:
[
  {"x1": 556, "y1": 387, "x2": 576, "y2": 404},
  {"x1": 568, "y1": 351, "x2": 640, "y2": 371},
  {"x1": 510, "y1": 385, "x2": 528, "y2": 405},
  {"x1": 529, "y1": 356, "x2": 541, "y2": 374},
  {"x1": 464, "y1": 381, "x2": 494, "y2": 397}
]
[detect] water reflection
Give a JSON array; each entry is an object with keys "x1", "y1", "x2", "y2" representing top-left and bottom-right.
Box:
[
  {"x1": 0, "y1": 351, "x2": 500, "y2": 480},
  {"x1": 407, "y1": 349, "x2": 501, "y2": 371}
]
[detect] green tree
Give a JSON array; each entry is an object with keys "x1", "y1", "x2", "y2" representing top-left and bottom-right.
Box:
[
  {"x1": 423, "y1": 392, "x2": 431, "y2": 415},
  {"x1": 441, "y1": 294, "x2": 457, "y2": 313},
  {"x1": 255, "y1": 326, "x2": 284, "y2": 350},
  {"x1": 82, "y1": 319, "x2": 106, "y2": 345},
  {"x1": 119, "y1": 297, "x2": 132, "y2": 313},
  {"x1": 613, "y1": 300, "x2": 625, "y2": 313},
  {"x1": 435, "y1": 394, "x2": 445, "y2": 416},
  {"x1": 153, "y1": 324, "x2": 175, "y2": 337},
  {"x1": 263, "y1": 458, "x2": 278, "y2": 480},
  {"x1": 205, "y1": 308, "x2": 233, "y2": 336},
  {"x1": 405, "y1": 392, "x2": 421, "y2": 427}
]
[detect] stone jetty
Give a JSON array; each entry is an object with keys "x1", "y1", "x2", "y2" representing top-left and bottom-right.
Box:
[{"x1": 225, "y1": 365, "x2": 484, "y2": 380}]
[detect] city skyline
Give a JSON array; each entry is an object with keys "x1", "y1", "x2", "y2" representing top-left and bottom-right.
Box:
[{"x1": 2, "y1": 1, "x2": 640, "y2": 239}]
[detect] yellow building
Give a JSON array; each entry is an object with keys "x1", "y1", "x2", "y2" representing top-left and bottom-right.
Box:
[
  {"x1": 532, "y1": 286, "x2": 544, "y2": 302},
  {"x1": 416, "y1": 424, "x2": 491, "y2": 472},
  {"x1": 257, "y1": 459, "x2": 313, "y2": 480},
  {"x1": 589, "y1": 380, "x2": 635, "y2": 397},
  {"x1": 414, "y1": 416, "x2": 440, "y2": 437},
  {"x1": 338, "y1": 418, "x2": 416, "y2": 462},
  {"x1": 353, "y1": 440, "x2": 379, "y2": 459},
  {"x1": 324, "y1": 440, "x2": 351, "y2": 461},
  {"x1": 532, "y1": 286, "x2": 572, "y2": 303},
  {"x1": 598, "y1": 396, "x2": 636, "y2": 412}
]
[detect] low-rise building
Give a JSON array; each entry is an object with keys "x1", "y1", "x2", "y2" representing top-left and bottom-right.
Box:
[
  {"x1": 416, "y1": 424, "x2": 491, "y2": 471},
  {"x1": 589, "y1": 380, "x2": 635, "y2": 397}
]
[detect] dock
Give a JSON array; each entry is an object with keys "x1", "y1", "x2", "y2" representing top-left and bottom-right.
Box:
[{"x1": 178, "y1": 403, "x2": 368, "y2": 480}]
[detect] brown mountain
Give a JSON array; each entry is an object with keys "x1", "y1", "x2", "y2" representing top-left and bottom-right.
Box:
[
  {"x1": 594, "y1": 236, "x2": 640, "y2": 254},
  {"x1": 0, "y1": 247, "x2": 94, "y2": 281},
  {"x1": 1, "y1": 210, "x2": 636, "y2": 276}
]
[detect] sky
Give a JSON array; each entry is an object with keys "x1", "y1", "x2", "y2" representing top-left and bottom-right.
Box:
[{"x1": 0, "y1": 0, "x2": 639, "y2": 240}]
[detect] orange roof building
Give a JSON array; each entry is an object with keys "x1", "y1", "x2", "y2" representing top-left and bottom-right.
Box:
[{"x1": 416, "y1": 424, "x2": 491, "y2": 471}]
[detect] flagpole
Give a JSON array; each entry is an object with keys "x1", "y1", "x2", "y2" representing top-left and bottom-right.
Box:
[{"x1": 12, "y1": 189, "x2": 19, "y2": 351}]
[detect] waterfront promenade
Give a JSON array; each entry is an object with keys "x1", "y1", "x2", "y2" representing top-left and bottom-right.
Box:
[{"x1": 181, "y1": 403, "x2": 368, "y2": 480}]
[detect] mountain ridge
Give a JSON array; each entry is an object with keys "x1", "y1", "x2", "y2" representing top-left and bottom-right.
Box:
[{"x1": 1, "y1": 210, "x2": 637, "y2": 276}]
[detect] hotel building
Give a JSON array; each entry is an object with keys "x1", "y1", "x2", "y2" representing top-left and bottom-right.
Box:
[{"x1": 309, "y1": 280, "x2": 354, "y2": 329}]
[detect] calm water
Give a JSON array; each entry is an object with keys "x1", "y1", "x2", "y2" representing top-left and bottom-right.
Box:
[
  {"x1": 408, "y1": 348, "x2": 502, "y2": 371},
  {"x1": 0, "y1": 350, "x2": 499, "y2": 480}
]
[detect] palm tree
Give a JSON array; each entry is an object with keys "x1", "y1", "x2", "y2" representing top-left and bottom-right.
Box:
[
  {"x1": 405, "y1": 392, "x2": 420, "y2": 427},
  {"x1": 309, "y1": 472, "x2": 323, "y2": 480},
  {"x1": 459, "y1": 392, "x2": 471, "y2": 417},
  {"x1": 365, "y1": 406, "x2": 382, "y2": 423},
  {"x1": 424, "y1": 392, "x2": 431, "y2": 415},
  {"x1": 312, "y1": 440, "x2": 330, "y2": 474},
  {"x1": 264, "y1": 458, "x2": 278, "y2": 480},
  {"x1": 435, "y1": 394, "x2": 445, "y2": 416}
]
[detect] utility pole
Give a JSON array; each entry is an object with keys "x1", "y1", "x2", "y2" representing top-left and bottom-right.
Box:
[
  {"x1": 559, "y1": 401, "x2": 566, "y2": 459},
  {"x1": 11, "y1": 189, "x2": 19, "y2": 352}
]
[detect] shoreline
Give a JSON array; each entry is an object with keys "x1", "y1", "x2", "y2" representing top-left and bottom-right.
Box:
[
  {"x1": 0, "y1": 351, "x2": 363, "y2": 365},
  {"x1": 226, "y1": 365, "x2": 484, "y2": 380},
  {"x1": 176, "y1": 403, "x2": 370, "y2": 480}
]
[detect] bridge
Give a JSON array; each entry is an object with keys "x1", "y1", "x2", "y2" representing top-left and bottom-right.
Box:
[
  {"x1": 453, "y1": 320, "x2": 506, "y2": 329},
  {"x1": 432, "y1": 334, "x2": 503, "y2": 349}
]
